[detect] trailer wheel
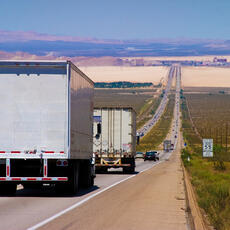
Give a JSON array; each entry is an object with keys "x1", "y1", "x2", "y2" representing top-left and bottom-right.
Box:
[
  {"x1": 90, "y1": 175, "x2": 94, "y2": 187},
  {"x1": 123, "y1": 165, "x2": 135, "y2": 174},
  {"x1": 100, "y1": 167, "x2": 108, "y2": 173},
  {"x1": 56, "y1": 161, "x2": 79, "y2": 195},
  {"x1": 123, "y1": 158, "x2": 135, "y2": 174},
  {"x1": 95, "y1": 167, "x2": 107, "y2": 174},
  {"x1": 68, "y1": 161, "x2": 79, "y2": 194},
  {"x1": 81, "y1": 160, "x2": 93, "y2": 188},
  {"x1": 0, "y1": 184, "x2": 17, "y2": 195}
]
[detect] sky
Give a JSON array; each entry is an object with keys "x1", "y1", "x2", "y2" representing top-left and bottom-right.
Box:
[{"x1": 0, "y1": 0, "x2": 229, "y2": 40}]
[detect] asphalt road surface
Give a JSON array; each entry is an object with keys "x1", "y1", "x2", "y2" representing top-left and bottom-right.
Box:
[{"x1": 0, "y1": 158, "x2": 165, "y2": 230}]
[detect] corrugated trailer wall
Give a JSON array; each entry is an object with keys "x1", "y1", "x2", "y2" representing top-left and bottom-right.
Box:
[
  {"x1": 69, "y1": 62, "x2": 94, "y2": 160},
  {"x1": 93, "y1": 107, "x2": 136, "y2": 156}
]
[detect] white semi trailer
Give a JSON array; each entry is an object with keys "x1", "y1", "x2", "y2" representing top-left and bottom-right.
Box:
[
  {"x1": 93, "y1": 107, "x2": 136, "y2": 173},
  {"x1": 0, "y1": 60, "x2": 95, "y2": 195}
]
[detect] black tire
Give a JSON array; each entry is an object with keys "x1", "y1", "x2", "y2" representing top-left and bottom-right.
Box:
[
  {"x1": 68, "y1": 161, "x2": 79, "y2": 194},
  {"x1": 129, "y1": 165, "x2": 135, "y2": 173},
  {"x1": 95, "y1": 167, "x2": 101, "y2": 174},
  {"x1": 123, "y1": 158, "x2": 135, "y2": 174},
  {"x1": 123, "y1": 166, "x2": 135, "y2": 174},
  {"x1": 90, "y1": 176, "x2": 94, "y2": 187},
  {"x1": 81, "y1": 160, "x2": 92, "y2": 188},
  {"x1": 101, "y1": 167, "x2": 108, "y2": 173},
  {"x1": 56, "y1": 161, "x2": 79, "y2": 195},
  {"x1": 96, "y1": 167, "x2": 108, "y2": 174},
  {"x1": 0, "y1": 184, "x2": 17, "y2": 195}
]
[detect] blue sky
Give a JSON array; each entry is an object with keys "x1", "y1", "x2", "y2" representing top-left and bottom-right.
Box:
[{"x1": 1, "y1": 0, "x2": 229, "y2": 40}]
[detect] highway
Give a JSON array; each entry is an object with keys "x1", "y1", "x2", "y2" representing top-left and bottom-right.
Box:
[
  {"x1": 137, "y1": 66, "x2": 175, "y2": 137},
  {"x1": 0, "y1": 66, "x2": 188, "y2": 230},
  {"x1": 35, "y1": 66, "x2": 187, "y2": 230},
  {"x1": 0, "y1": 158, "x2": 166, "y2": 230},
  {"x1": 170, "y1": 65, "x2": 181, "y2": 150}
]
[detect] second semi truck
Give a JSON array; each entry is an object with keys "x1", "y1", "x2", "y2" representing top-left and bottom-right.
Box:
[{"x1": 93, "y1": 106, "x2": 136, "y2": 173}]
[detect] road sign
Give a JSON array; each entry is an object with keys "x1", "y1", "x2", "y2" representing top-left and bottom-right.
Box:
[{"x1": 203, "y1": 139, "x2": 213, "y2": 157}]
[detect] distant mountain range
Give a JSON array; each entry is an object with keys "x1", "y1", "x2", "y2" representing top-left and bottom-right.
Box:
[{"x1": 1, "y1": 30, "x2": 230, "y2": 57}]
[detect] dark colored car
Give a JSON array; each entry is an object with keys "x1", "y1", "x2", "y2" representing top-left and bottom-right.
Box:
[{"x1": 144, "y1": 151, "x2": 159, "y2": 161}]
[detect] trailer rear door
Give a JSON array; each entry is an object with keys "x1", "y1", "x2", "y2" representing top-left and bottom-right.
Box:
[{"x1": 0, "y1": 63, "x2": 69, "y2": 158}]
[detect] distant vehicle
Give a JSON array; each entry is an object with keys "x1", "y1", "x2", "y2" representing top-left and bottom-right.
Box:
[
  {"x1": 144, "y1": 151, "x2": 159, "y2": 161},
  {"x1": 135, "y1": 152, "x2": 144, "y2": 159},
  {"x1": 163, "y1": 140, "x2": 171, "y2": 152}
]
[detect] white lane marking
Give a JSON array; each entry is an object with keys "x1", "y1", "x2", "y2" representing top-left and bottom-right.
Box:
[{"x1": 27, "y1": 161, "x2": 161, "y2": 230}]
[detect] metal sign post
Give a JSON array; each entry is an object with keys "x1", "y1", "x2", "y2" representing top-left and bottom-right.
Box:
[{"x1": 203, "y1": 139, "x2": 213, "y2": 157}]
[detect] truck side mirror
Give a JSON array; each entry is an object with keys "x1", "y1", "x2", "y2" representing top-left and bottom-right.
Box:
[
  {"x1": 97, "y1": 123, "x2": 101, "y2": 134},
  {"x1": 137, "y1": 136, "x2": 140, "y2": 145}
]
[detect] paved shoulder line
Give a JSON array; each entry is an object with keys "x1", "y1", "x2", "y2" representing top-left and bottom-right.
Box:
[{"x1": 27, "y1": 162, "x2": 161, "y2": 230}]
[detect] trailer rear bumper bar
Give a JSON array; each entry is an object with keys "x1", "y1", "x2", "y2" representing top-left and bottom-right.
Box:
[
  {"x1": 0, "y1": 177, "x2": 68, "y2": 181},
  {"x1": 95, "y1": 164, "x2": 130, "y2": 167}
]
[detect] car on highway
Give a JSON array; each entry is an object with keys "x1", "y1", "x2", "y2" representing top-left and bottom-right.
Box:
[
  {"x1": 144, "y1": 151, "x2": 159, "y2": 161},
  {"x1": 135, "y1": 152, "x2": 144, "y2": 159}
]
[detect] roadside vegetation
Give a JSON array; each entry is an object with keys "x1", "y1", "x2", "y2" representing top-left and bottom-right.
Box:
[
  {"x1": 137, "y1": 96, "x2": 161, "y2": 130},
  {"x1": 95, "y1": 81, "x2": 153, "y2": 88},
  {"x1": 136, "y1": 94, "x2": 175, "y2": 152},
  {"x1": 181, "y1": 93, "x2": 230, "y2": 230}
]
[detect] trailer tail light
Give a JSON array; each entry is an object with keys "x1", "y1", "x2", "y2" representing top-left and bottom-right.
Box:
[{"x1": 56, "y1": 160, "x2": 68, "y2": 167}]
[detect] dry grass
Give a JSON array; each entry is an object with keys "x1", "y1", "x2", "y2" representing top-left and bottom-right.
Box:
[
  {"x1": 186, "y1": 93, "x2": 230, "y2": 148},
  {"x1": 94, "y1": 88, "x2": 155, "y2": 114},
  {"x1": 181, "y1": 94, "x2": 230, "y2": 230}
]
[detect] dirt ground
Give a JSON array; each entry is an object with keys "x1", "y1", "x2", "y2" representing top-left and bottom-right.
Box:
[
  {"x1": 182, "y1": 67, "x2": 230, "y2": 87},
  {"x1": 79, "y1": 65, "x2": 230, "y2": 88},
  {"x1": 79, "y1": 66, "x2": 168, "y2": 83}
]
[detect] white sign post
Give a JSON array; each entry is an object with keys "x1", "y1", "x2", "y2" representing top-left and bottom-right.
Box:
[{"x1": 203, "y1": 139, "x2": 213, "y2": 157}]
